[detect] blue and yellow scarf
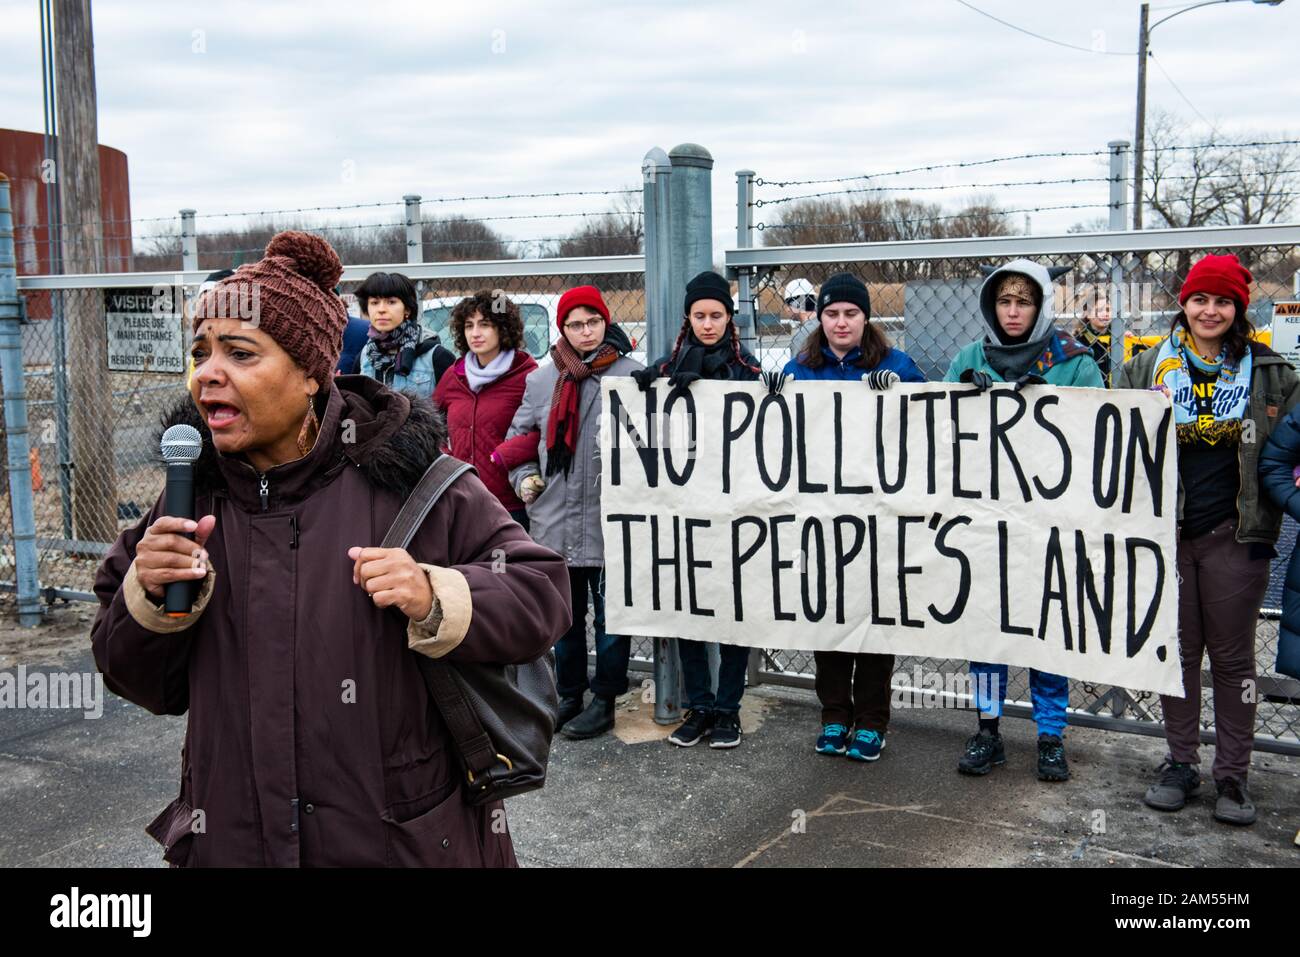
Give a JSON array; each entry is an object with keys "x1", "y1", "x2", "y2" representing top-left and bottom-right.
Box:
[{"x1": 1153, "y1": 328, "x2": 1251, "y2": 446}]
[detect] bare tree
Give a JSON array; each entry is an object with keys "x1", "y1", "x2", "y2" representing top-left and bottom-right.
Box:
[
  {"x1": 421, "y1": 215, "x2": 515, "y2": 261},
  {"x1": 1144, "y1": 109, "x2": 1298, "y2": 228},
  {"x1": 761, "y1": 193, "x2": 1012, "y2": 280},
  {"x1": 547, "y1": 192, "x2": 643, "y2": 258}
]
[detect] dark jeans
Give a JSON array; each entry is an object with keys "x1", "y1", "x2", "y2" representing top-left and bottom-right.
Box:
[
  {"x1": 679, "y1": 639, "x2": 750, "y2": 714},
  {"x1": 1165, "y1": 520, "x2": 1269, "y2": 783},
  {"x1": 813, "y1": 651, "x2": 894, "y2": 732},
  {"x1": 553, "y1": 566, "x2": 629, "y2": 700}
]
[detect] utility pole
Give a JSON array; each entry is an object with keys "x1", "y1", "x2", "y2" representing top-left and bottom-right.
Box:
[
  {"x1": 1132, "y1": 3, "x2": 1150, "y2": 230},
  {"x1": 54, "y1": 0, "x2": 118, "y2": 543}
]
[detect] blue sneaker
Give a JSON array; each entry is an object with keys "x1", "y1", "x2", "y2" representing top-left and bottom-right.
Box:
[
  {"x1": 846, "y1": 729, "x2": 885, "y2": 762},
  {"x1": 815, "y1": 723, "x2": 849, "y2": 755}
]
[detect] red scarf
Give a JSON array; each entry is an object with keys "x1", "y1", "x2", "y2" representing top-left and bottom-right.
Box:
[{"x1": 545, "y1": 333, "x2": 624, "y2": 476}]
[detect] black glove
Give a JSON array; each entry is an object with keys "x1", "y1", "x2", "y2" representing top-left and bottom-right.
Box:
[
  {"x1": 959, "y1": 368, "x2": 994, "y2": 394},
  {"x1": 631, "y1": 367, "x2": 660, "y2": 392},
  {"x1": 863, "y1": 370, "x2": 900, "y2": 390},
  {"x1": 667, "y1": 370, "x2": 702, "y2": 391},
  {"x1": 1013, "y1": 372, "x2": 1046, "y2": 392}
]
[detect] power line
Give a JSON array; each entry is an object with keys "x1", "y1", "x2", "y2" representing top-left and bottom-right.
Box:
[
  {"x1": 1149, "y1": 52, "x2": 1213, "y2": 128},
  {"x1": 954, "y1": 1, "x2": 1136, "y2": 56}
]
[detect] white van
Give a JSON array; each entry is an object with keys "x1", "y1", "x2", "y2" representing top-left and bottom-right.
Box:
[{"x1": 420, "y1": 294, "x2": 563, "y2": 363}]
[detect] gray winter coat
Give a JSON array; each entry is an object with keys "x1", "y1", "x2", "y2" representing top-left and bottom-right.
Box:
[{"x1": 505, "y1": 354, "x2": 643, "y2": 567}]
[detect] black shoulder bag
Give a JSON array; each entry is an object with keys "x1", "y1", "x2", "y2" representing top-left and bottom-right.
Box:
[{"x1": 381, "y1": 454, "x2": 559, "y2": 804}]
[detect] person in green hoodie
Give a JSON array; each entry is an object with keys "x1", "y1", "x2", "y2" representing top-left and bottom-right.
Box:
[{"x1": 944, "y1": 259, "x2": 1103, "y2": 783}]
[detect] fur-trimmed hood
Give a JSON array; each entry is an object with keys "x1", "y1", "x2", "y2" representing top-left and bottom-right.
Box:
[{"x1": 158, "y1": 375, "x2": 447, "y2": 503}]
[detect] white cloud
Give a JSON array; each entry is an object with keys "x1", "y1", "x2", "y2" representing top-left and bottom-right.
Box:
[{"x1": 0, "y1": 0, "x2": 1294, "y2": 255}]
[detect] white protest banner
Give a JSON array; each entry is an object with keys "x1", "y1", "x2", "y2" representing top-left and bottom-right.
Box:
[{"x1": 601, "y1": 378, "x2": 1182, "y2": 698}]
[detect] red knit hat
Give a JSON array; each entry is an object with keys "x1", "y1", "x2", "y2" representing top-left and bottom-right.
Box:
[
  {"x1": 1179, "y1": 254, "x2": 1253, "y2": 313},
  {"x1": 192, "y1": 231, "x2": 347, "y2": 386},
  {"x1": 556, "y1": 285, "x2": 610, "y2": 330}
]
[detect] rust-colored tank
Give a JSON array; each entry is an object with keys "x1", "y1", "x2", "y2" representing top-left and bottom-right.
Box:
[{"x1": 0, "y1": 127, "x2": 132, "y2": 319}]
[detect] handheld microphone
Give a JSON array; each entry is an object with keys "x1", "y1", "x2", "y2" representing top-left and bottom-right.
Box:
[{"x1": 160, "y1": 424, "x2": 203, "y2": 617}]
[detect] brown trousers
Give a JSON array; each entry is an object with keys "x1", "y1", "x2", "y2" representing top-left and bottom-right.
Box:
[
  {"x1": 1163, "y1": 520, "x2": 1270, "y2": 783},
  {"x1": 814, "y1": 651, "x2": 895, "y2": 732}
]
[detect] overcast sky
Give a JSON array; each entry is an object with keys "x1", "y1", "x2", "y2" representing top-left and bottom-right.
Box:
[{"x1": 1, "y1": 0, "x2": 1296, "y2": 257}]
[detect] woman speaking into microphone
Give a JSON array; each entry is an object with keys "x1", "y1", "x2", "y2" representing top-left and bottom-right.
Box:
[{"x1": 90, "y1": 231, "x2": 571, "y2": 868}]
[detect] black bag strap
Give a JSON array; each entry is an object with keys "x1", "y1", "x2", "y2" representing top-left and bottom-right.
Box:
[
  {"x1": 396, "y1": 335, "x2": 441, "y2": 377},
  {"x1": 380, "y1": 454, "x2": 475, "y2": 551},
  {"x1": 380, "y1": 455, "x2": 501, "y2": 779}
]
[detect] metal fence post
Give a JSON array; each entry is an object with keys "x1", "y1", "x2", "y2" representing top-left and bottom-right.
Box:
[
  {"x1": 668, "y1": 144, "x2": 714, "y2": 318},
  {"x1": 1107, "y1": 140, "x2": 1131, "y2": 382},
  {"x1": 641, "y1": 149, "x2": 673, "y2": 360},
  {"x1": 180, "y1": 208, "x2": 198, "y2": 273},
  {"x1": 404, "y1": 194, "x2": 422, "y2": 265},
  {"x1": 642, "y1": 147, "x2": 683, "y2": 724},
  {"x1": 734, "y1": 169, "x2": 757, "y2": 352},
  {"x1": 0, "y1": 173, "x2": 44, "y2": 626}
]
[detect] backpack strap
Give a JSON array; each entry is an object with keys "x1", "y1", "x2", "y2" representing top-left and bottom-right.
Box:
[
  {"x1": 380, "y1": 454, "x2": 476, "y2": 550},
  {"x1": 380, "y1": 455, "x2": 501, "y2": 782}
]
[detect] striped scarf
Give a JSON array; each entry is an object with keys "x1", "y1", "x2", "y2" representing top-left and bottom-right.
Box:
[{"x1": 545, "y1": 324, "x2": 632, "y2": 477}]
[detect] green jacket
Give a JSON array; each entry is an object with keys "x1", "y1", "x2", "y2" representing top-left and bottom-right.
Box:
[
  {"x1": 942, "y1": 339, "x2": 1105, "y2": 387},
  {"x1": 1115, "y1": 339, "x2": 1300, "y2": 546}
]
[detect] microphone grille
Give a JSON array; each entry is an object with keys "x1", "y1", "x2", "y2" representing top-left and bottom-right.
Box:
[{"x1": 160, "y1": 424, "x2": 203, "y2": 464}]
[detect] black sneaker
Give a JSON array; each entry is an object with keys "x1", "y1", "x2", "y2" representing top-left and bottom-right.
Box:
[
  {"x1": 709, "y1": 712, "x2": 742, "y2": 749},
  {"x1": 1213, "y1": 777, "x2": 1256, "y2": 826},
  {"x1": 1143, "y1": 759, "x2": 1201, "y2": 811},
  {"x1": 668, "y1": 709, "x2": 714, "y2": 747},
  {"x1": 958, "y1": 729, "x2": 1005, "y2": 775},
  {"x1": 1036, "y1": 734, "x2": 1070, "y2": 781}
]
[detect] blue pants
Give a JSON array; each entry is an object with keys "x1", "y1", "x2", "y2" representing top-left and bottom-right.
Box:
[
  {"x1": 969, "y1": 661, "x2": 1068, "y2": 738},
  {"x1": 554, "y1": 566, "x2": 630, "y2": 700},
  {"x1": 679, "y1": 640, "x2": 750, "y2": 714}
]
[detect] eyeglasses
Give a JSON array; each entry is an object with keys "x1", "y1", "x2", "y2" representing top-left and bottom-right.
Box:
[{"x1": 563, "y1": 318, "x2": 605, "y2": 332}]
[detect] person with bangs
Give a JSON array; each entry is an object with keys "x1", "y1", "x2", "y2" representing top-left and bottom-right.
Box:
[{"x1": 357, "y1": 271, "x2": 455, "y2": 396}]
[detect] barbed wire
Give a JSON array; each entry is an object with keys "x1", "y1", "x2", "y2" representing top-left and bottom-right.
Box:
[
  {"x1": 755, "y1": 150, "x2": 1112, "y2": 189},
  {"x1": 137, "y1": 234, "x2": 642, "y2": 259},
  {"x1": 756, "y1": 176, "x2": 1112, "y2": 207},
  {"x1": 32, "y1": 186, "x2": 639, "y2": 232},
  {"x1": 755, "y1": 167, "x2": 1300, "y2": 208},
  {"x1": 420, "y1": 209, "x2": 641, "y2": 226},
  {"x1": 419, "y1": 187, "x2": 639, "y2": 204},
  {"x1": 755, "y1": 140, "x2": 1300, "y2": 191},
  {"x1": 757, "y1": 202, "x2": 1110, "y2": 233}
]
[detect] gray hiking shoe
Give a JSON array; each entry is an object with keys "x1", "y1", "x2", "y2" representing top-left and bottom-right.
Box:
[
  {"x1": 1213, "y1": 777, "x2": 1256, "y2": 826},
  {"x1": 1143, "y1": 759, "x2": 1200, "y2": 811}
]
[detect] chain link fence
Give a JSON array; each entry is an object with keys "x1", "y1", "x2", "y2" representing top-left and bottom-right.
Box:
[
  {"x1": 728, "y1": 227, "x2": 1300, "y2": 753},
  {"x1": 5, "y1": 229, "x2": 1300, "y2": 752}
]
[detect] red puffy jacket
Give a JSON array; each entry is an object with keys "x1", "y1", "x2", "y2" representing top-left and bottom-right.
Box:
[{"x1": 434, "y1": 351, "x2": 539, "y2": 512}]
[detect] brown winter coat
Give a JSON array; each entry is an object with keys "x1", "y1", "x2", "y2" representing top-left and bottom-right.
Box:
[{"x1": 91, "y1": 375, "x2": 572, "y2": 867}]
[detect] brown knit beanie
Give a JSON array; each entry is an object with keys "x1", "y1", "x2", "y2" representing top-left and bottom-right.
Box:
[{"x1": 192, "y1": 230, "x2": 347, "y2": 386}]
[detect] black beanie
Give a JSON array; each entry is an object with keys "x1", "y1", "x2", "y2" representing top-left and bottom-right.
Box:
[
  {"x1": 817, "y1": 272, "x2": 871, "y2": 320},
  {"x1": 683, "y1": 270, "x2": 735, "y2": 317}
]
